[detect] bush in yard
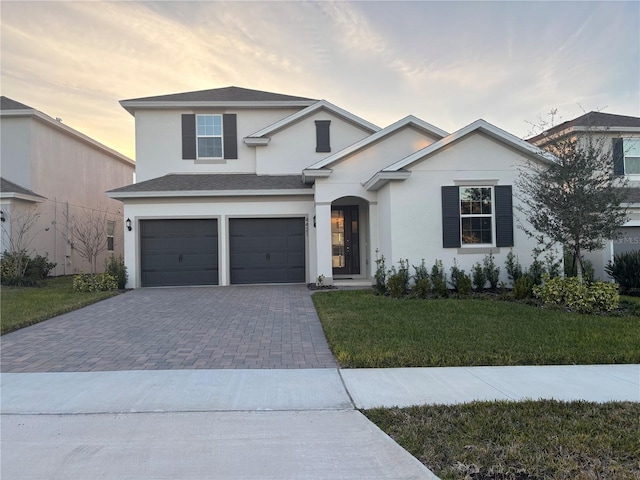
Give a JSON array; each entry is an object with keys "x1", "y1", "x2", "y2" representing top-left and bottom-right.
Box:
[
  {"x1": 73, "y1": 273, "x2": 118, "y2": 292},
  {"x1": 471, "y1": 262, "x2": 487, "y2": 291},
  {"x1": 533, "y1": 275, "x2": 619, "y2": 314},
  {"x1": 483, "y1": 252, "x2": 500, "y2": 289},
  {"x1": 374, "y1": 253, "x2": 387, "y2": 295},
  {"x1": 0, "y1": 250, "x2": 56, "y2": 286},
  {"x1": 411, "y1": 260, "x2": 431, "y2": 298},
  {"x1": 513, "y1": 275, "x2": 534, "y2": 299},
  {"x1": 430, "y1": 260, "x2": 449, "y2": 298},
  {"x1": 105, "y1": 255, "x2": 128, "y2": 289},
  {"x1": 448, "y1": 260, "x2": 472, "y2": 295},
  {"x1": 505, "y1": 250, "x2": 523, "y2": 283},
  {"x1": 386, "y1": 259, "x2": 410, "y2": 299},
  {"x1": 605, "y1": 250, "x2": 640, "y2": 296}
]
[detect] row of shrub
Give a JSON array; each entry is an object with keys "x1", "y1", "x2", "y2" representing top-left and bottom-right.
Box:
[
  {"x1": 73, "y1": 256, "x2": 128, "y2": 292},
  {"x1": 374, "y1": 250, "x2": 625, "y2": 314},
  {"x1": 605, "y1": 250, "x2": 640, "y2": 296},
  {"x1": 0, "y1": 250, "x2": 56, "y2": 286}
]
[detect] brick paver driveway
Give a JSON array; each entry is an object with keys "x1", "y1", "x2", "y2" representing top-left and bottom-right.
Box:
[{"x1": 1, "y1": 285, "x2": 337, "y2": 372}]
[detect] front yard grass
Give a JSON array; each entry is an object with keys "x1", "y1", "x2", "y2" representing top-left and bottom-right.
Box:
[
  {"x1": 1, "y1": 276, "x2": 120, "y2": 334},
  {"x1": 312, "y1": 289, "x2": 640, "y2": 367},
  {"x1": 365, "y1": 400, "x2": 640, "y2": 480}
]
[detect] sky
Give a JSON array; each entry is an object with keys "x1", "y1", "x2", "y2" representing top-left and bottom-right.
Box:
[{"x1": 1, "y1": 0, "x2": 639, "y2": 160}]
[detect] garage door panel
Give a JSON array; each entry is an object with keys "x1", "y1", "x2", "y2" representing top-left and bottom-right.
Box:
[
  {"x1": 229, "y1": 218, "x2": 306, "y2": 284},
  {"x1": 140, "y1": 219, "x2": 218, "y2": 287}
]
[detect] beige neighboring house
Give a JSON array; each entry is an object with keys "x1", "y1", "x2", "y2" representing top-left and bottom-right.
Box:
[
  {"x1": 1, "y1": 96, "x2": 135, "y2": 275},
  {"x1": 528, "y1": 111, "x2": 640, "y2": 280}
]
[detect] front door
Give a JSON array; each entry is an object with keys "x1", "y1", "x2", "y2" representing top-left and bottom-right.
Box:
[{"x1": 331, "y1": 206, "x2": 360, "y2": 275}]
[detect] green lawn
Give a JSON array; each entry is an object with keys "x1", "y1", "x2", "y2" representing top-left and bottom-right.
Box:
[
  {"x1": 365, "y1": 400, "x2": 640, "y2": 480},
  {"x1": 312, "y1": 289, "x2": 640, "y2": 367},
  {"x1": 1, "y1": 276, "x2": 120, "y2": 334}
]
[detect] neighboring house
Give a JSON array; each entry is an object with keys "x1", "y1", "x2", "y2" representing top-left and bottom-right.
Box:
[
  {"x1": 109, "y1": 86, "x2": 552, "y2": 288},
  {"x1": 528, "y1": 111, "x2": 640, "y2": 280},
  {"x1": 1, "y1": 96, "x2": 135, "y2": 275}
]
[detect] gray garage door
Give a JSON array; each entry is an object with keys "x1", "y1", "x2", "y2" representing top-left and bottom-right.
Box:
[
  {"x1": 229, "y1": 218, "x2": 306, "y2": 284},
  {"x1": 140, "y1": 219, "x2": 218, "y2": 287}
]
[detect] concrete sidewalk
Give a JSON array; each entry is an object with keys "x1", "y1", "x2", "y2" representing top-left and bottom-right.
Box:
[{"x1": 2, "y1": 365, "x2": 639, "y2": 480}]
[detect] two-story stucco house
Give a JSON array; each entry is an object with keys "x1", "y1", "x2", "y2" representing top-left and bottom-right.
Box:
[
  {"x1": 1, "y1": 97, "x2": 135, "y2": 275},
  {"x1": 109, "y1": 86, "x2": 553, "y2": 289},
  {"x1": 528, "y1": 111, "x2": 640, "y2": 280}
]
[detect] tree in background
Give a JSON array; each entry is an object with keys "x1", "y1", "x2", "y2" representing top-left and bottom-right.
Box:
[
  {"x1": 517, "y1": 110, "x2": 629, "y2": 280},
  {"x1": 0, "y1": 205, "x2": 42, "y2": 279},
  {"x1": 64, "y1": 206, "x2": 115, "y2": 275}
]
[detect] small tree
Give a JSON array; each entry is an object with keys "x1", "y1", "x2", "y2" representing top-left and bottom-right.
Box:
[
  {"x1": 517, "y1": 112, "x2": 629, "y2": 280},
  {"x1": 0, "y1": 205, "x2": 42, "y2": 278},
  {"x1": 64, "y1": 206, "x2": 115, "y2": 274}
]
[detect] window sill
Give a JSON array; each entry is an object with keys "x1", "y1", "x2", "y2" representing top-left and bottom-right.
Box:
[
  {"x1": 193, "y1": 159, "x2": 228, "y2": 165},
  {"x1": 457, "y1": 247, "x2": 500, "y2": 255}
]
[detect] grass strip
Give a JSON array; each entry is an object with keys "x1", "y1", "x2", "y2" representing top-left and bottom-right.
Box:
[
  {"x1": 313, "y1": 289, "x2": 640, "y2": 367},
  {"x1": 1, "y1": 276, "x2": 119, "y2": 334},
  {"x1": 365, "y1": 400, "x2": 640, "y2": 480}
]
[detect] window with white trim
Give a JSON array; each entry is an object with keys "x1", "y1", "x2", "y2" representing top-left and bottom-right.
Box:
[
  {"x1": 623, "y1": 138, "x2": 640, "y2": 175},
  {"x1": 107, "y1": 220, "x2": 115, "y2": 251},
  {"x1": 460, "y1": 186, "x2": 493, "y2": 245},
  {"x1": 196, "y1": 114, "x2": 223, "y2": 158}
]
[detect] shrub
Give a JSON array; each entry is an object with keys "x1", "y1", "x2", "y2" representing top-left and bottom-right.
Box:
[
  {"x1": 449, "y1": 259, "x2": 471, "y2": 295},
  {"x1": 544, "y1": 250, "x2": 562, "y2": 278},
  {"x1": 430, "y1": 260, "x2": 448, "y2": 298},
  {"x1": 0, "y1": 251, "x2": 56, "y2": 285},
  {"x1": 513, "y1": 275, "x2": 534, "y2": 299},
  {"x1": 412, "y1": 259, "x2": 429, "y2": 284},
  {"x1": 533, "y1": 275, "x2": 619, "y2": 314},
  {"x1": 105, "y1": 255, "x2": 128, "y2": 289},
  {"x1": 505, "y1": 250, "x2": 523, "y2": 283},
  {"x1": 483, "y1": 252, "x2": 500, "y2": 289},
  {"x1": 605, "y1": 250, "x2": 640, "y2": 295},
  {"x1": 73, "y1": 273, "x2": 118, "y2": 292},
  {"x1": 387, "y1": 259, "x2": 410, "y2": 299},
  {"x1": 471, "y1": 262, "x2": 487, "y2": 291},
  {"x1": 374, "y1": 253, "x2": 387, "y2": 296},
  {"x1": 526, "y1": 258, "x2": 546, "y2": 286},
  {"x1": 410, "y1": 277, "x2": 431, "y2": 299}
]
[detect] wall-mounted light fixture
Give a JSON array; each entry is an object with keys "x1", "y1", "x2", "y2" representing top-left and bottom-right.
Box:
[
  {"x1": 0, "y1": 210, "x2": 5, "y2": 223},
  {"x1": 313, "y1": 215, "x2": 316, "y2": 228},
  {"x1": 126, "y1": 218, "x2": 132, "y2": 231}
]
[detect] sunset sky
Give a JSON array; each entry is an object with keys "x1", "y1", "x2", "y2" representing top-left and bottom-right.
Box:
[{"x1": 2, "y1": 1, "x2": 638, "y2": 160}]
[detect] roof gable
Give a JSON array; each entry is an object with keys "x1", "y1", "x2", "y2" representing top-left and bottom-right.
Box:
[
  {"x1": 1, "y1": 97, "x2": 34, "y2": 111},
  {"x1": 304, "y1": 115, "x2": 447, "y2": 171},
  {"x1": 0, "y1": 177, "x2": 46, "y2": 201},
  {"x1": 245, "y1": 99, "x2": 380, "y2": 141}
]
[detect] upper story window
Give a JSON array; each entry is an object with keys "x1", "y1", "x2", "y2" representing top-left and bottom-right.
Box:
[
  {"x1": 107, "y1": 220, "x2": 115, "y2": 251},
  {"x1": 182, "y1": 113, "x2": 237, "y2": 161},
  {"x1": 460, "y1": 187, "x2": 493, "y2": 245},
  {"x1": 623, "y1": 138, "x2": 640, "y2": 175},
  {"x1": 197, "y1": 115, "x2": 223, "y2": 158}
]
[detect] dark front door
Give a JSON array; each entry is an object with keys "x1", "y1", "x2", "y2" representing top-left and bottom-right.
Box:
[{"x1": 331, "y1": 206, "x2": 360, "y2": 276}]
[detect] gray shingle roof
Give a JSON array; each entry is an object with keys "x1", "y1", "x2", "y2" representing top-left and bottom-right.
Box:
[
  {"x1": 121, "y1": 86, "x2": 317, "y2": 104},
  {"x1": 528, "y1": 111, "x2": 640, "y2": 143},
  {"x1": 0, "y1": 177, "x2": 46, "y2": 199},
  {"x1": 1, "y1": 97, "x2": 34, "y2": 111},
  {"x1": 108, "y1": 174, "x2": 312, "y2": 195}
]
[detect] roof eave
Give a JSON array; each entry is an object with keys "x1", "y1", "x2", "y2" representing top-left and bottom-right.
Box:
[
  {"x1": 107, "y1": 189, "x2": 314, "y2": 200},
  {"x1": 120, "y1": 100, "x2": 317, "y2": 116},
  {"x1": 0, "y1": 192, "x2": 47, "y2": 203},
  {"x1": 302, "y1": 169, "x2": 333, "y2": 184},
  {"x1": 362, "y1": 171, "x2": 411, "y2": 191}
]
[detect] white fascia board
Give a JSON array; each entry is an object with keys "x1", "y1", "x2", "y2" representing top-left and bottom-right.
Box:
[
  {"x1": 306, "y1": 115, "x2": 449, "y2": 170},
  {"x1": 119, "y1": 100, "x2": 317, "y2": 116},
  {"x1": 362, "y1": 170, "x2": 411, "y2": 191},
  {"x1": 302, "y1": 169, "x2": 333, "y2": 184},
  {"x1": 246, "y1": 100, "x2": 380, "y2": 139},
  {"x1": 2, "y1": 109, "x2": 135, "y2": 167},
  {"x1": 243, "y1": 137, "x2": 271, "y2": 147},
  {"x1": 382, "y1": 119, "x2": 556, "y2": 172},
  {"x1": 0, "y1": 192, "x2": 47, "y2": 203},
  {"x1": 573, "y1": 126, "x2": 640, "y2": 133},
  {"x1": 107, "y1": 189, "x2": 314, "y2": 199}
]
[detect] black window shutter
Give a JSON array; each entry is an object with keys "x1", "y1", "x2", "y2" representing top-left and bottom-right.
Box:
[
  {"x1": 223, "y1": 114, "x2": 237, "y2": 159},
  {"x1": 613, "y1": 138, "x2": 624, "y2": 176},
  {"x1": 181, "y1": 114, "x2": 196, "y2": 160},
  {"x1": 495, "y1": 185, "x2": 514, "y2": 247},
  {"x1": 315, "y1": 120, "x2": 331, "y2": 153},
  {"x1": 442, "y1": 186, "x2": 461, "y2": 248}
]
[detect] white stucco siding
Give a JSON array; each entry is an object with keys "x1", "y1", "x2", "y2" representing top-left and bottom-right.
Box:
[
  {"x1": 0, "y1": 116, "x2": 32, "y2": 188},
  {"x1": 380, "y1": 132, "x2": 546, "y2": 284},
  {"x1": 134, "y1": 108, "x2": 301, "y2": 181},
  {"x1": 327, "y1": 127, "x2": 438, "y2": 184},
  {"x1": 122, "y1": 195, "x2": 315, "y2": 288},
  {"x1": 256, "y1": 112, "x2": 373, "y2": 175}
]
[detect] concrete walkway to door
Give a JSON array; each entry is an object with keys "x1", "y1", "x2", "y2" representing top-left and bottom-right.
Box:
[{"x1": 0, "y1": 285, "x2": 337, "y2": 372}]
